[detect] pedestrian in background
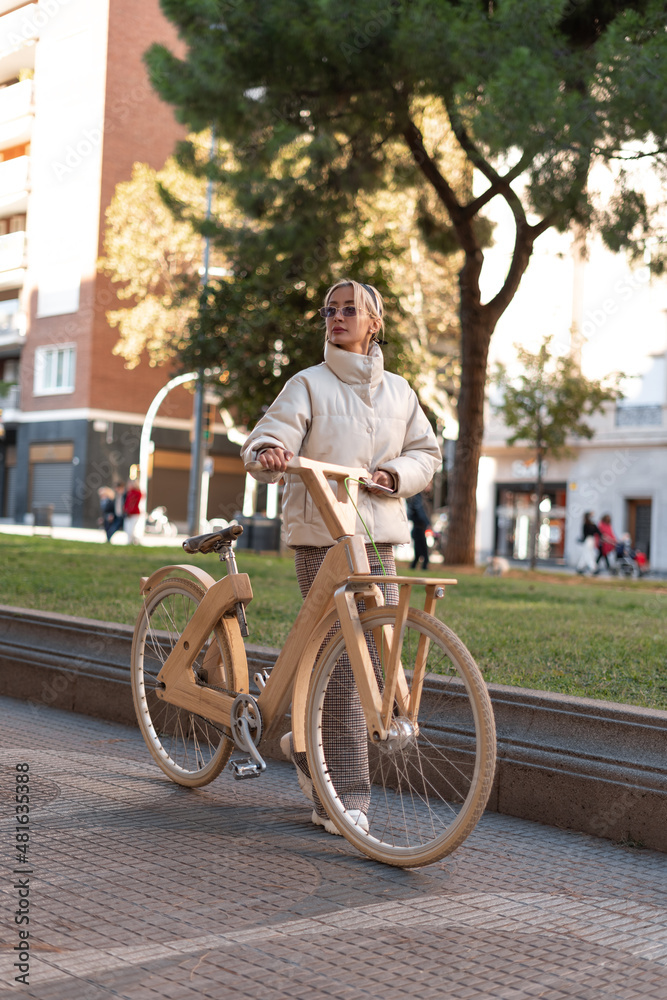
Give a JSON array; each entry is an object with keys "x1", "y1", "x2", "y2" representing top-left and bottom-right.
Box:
[
  {"x1": 105, "y1": 481, "x2": 126, "y2": 542},
  {"x1": 98, "y1": 486, "x2": 115, "y2": 536},
  {"x1": 595, "y1": 513, "x2": 616, "y2": 574},
  {"x1": 123, "y1": 480, "x2": 142, "y2": 544},
  {"x1": 407, "y1": 490, "x2": 431, "y2": 570},
  {"x1": 576, "y1": 511, "x2": 600, "y2": 575}
]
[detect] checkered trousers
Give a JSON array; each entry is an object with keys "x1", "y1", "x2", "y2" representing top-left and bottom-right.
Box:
[{"x1": 292, "y1": 543, "x2": 399, "y2": 816}]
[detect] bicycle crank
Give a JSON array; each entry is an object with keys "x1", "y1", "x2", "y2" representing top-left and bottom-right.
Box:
[{"x1": 228, "y1": 693, "x2": 267, "y2": 779}]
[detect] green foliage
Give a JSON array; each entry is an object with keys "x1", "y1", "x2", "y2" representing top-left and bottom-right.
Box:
[
  {"x1": 148, "y1": 1, "x2": 666, "y2": 246},
  {"x1": 493, "y1": 338, "x2": 623, "y2": 458},
  {"x1": 98, "y1": 153, "x2": 239, "y2": 369},
  {"x1": 143, "y1": 0, "x2": 667, "y2": 561},
  {"x1": 101, "y1": 123, "x2": 464, "y2": 426}
]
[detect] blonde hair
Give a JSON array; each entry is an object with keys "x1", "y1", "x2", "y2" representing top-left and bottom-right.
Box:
[{"x1": 323, "y1": 279, "x2": 385, "y2": 341}]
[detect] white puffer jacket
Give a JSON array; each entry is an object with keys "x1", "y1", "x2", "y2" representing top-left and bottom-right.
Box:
[{"x1": 241, "y1": 342, "x2": 441, "y2": 548}]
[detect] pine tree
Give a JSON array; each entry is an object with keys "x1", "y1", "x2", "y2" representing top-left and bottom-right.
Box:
[{"x1": 145, "y1": 0, "x2": 667, "y2": 561}]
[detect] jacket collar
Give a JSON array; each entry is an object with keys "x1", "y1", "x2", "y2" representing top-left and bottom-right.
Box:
[{"x1": 323, "y1": 340, "x2": 384, "y2": 388}]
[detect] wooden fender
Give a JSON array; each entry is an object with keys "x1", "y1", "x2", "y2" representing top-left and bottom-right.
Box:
[{"x1": 140, "y1": 564, "x2": 219, "y2": 596}]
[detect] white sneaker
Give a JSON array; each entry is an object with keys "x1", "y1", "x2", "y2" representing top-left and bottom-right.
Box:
[
  {"x1": 311, "y1": 809, "x2": 369, "y2": 836},
  {"x1": 280, "y1": 732, "x2": 314, "y2": 803}
]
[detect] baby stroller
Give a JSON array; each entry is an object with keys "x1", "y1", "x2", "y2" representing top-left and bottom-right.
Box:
[{"x1": 613, "y1": 535, "x2": 643, "y2": 578}]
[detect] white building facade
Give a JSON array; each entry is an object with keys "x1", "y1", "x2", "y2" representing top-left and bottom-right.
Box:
[{"x1": 475, "y1": 181, "x2": 667, "y2": 573}]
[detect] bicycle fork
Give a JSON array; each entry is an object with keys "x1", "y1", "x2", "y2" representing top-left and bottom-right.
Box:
[{"x1": 332, "y1": 578, "x2": 447, "y2": 740}]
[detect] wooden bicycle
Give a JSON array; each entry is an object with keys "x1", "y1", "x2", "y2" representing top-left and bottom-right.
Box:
[{"x1": 131, "y1": 458, "x2": 496, "y2": 867}]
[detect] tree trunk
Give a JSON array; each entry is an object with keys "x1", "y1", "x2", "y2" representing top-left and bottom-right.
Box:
[
  {"x1": 443, "y1": 301, "x2": 494, "y2": 565},
  {"x1": 530, "y1": 451, "x2": 544, "y2": 571},
  {"x1": 442, "y1": 222, "x2": 536, "y2": 566}
]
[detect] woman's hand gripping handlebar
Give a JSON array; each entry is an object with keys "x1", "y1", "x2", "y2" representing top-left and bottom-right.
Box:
[
  {"x1": 250, "y1": 452, "x2": 395, "y2": 494},
  {"x1": 246, "y1": 456, "x2": 372, "y2": 541}
]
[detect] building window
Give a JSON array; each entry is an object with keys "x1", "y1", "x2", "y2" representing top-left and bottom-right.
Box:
[
  {"x1": 615, "y1": 405, "x2": 662, "y2": 427},
  {"x1": 33, "y1": 344, "x2": 75, "y2": 395}
]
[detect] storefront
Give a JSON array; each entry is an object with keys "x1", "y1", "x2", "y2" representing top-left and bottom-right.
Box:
[{"x1": 494, "y1": 481, "x2": 568, "y2": 563}]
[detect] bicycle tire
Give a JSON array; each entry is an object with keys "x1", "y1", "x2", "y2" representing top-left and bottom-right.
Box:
[
  {"x1": 305, "y1": 607, "x2": 496, "y2": 867},
  {"x1": 131, "y1": 577, "x2": 246, "y2": 787}
]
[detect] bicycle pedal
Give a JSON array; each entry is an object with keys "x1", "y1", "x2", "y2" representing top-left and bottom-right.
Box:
[{"x1": 228, "y1": 757, "x2": 264, "y2": 780}]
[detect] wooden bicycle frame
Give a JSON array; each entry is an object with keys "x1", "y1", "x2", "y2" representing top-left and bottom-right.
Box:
[{"x1": 144, "y1": 457, "x2": 456, "y2": 755}]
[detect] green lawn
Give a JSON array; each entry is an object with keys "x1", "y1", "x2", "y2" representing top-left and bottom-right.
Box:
[{"x1": 1, "y1": 534, "x2": 665, "y2": 709}]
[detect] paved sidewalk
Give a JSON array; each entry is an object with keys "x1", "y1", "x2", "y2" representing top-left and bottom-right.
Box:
[
  {"x1": 1, "y1": 697, "x2": 666, "y2": 1000},
  {"x1": 0, "y1": 523, "x2": 187, "y2": 547}
]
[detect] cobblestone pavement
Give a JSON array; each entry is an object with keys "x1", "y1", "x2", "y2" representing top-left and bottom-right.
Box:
[{"x1": 1, "y1": 696, "x2": 666, "y2": 1000}]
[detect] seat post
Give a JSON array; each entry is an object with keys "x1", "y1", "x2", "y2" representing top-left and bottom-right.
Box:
[{"x1": 218, "y1": 544, "x2": 239, "y2": 575}]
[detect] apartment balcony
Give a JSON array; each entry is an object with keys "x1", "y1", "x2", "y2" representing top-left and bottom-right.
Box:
[
  {"x1": 0, "y1": 295, "x2": 23, "y2": 348},
  {"x1": 0, "y1": 5, "x2": 38, "y2": 60},
  {"x1": 0, "y1": 230, "x2": 25, "y2": 288},
  {"x1": 0, "y1": 78, "x2": 33, "y2": 149},
  {"x1": 0, "y1": 77, "x2": 32, "y2": 121},
  {"x1": 0, "y1": 152, "x2": 28, "y2": 213},
  {"x1": 0, "y1": 1, "x2": 34, "y2": 16},
  {"x1": 0, "y1": 381, "x2": 20, "y2": 419}
]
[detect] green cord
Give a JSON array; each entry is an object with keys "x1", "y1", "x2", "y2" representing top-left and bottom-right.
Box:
[{"x1": 344, "y1": 477, "x2": 388, "y2": 576}]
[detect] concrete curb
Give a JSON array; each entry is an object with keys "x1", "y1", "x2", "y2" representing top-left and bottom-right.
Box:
[{"x1": 1, "y1": 603, "x2": 665, "y2": 851}]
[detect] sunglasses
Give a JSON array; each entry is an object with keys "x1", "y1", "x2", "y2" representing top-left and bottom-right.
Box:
[{"x1": 319, "y1": 305, "x2": 361, "y2": 318}]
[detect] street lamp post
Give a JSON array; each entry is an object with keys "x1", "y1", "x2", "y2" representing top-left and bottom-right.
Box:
[
  {"x1": 137, "y1": 371, "x2": 198, "y2": 539},
  {"x1": 187, "y1": 129, "x2": 216, "y2": 536}
]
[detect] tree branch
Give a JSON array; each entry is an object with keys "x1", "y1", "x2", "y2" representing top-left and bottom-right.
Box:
[
  {"x1": 399, "y1": 112, "x2": 482, "y2": 255},
  {"x1": 465, "y1": 150, "x2": 534, "y2": 217},
  {"x1": 599, "y1": 146, "x2": 667, "y2": 160},
  {"x1": 485, "y1": 217, "x2": 534, "y2": 324},
  {"x1": 445, "y1": 99, "x2": 529, "y2": 233}
]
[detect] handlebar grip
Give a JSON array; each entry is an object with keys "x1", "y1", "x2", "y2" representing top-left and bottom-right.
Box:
[{"x1": 245, "y1": 457, "x2": 368, "y2": 481}]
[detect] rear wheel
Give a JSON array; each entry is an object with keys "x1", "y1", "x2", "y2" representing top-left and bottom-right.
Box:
[
  {"x1": 131, "y1": 578, "x2": 246, "y2": 786},
  {"x1": 305, "y1": 607, "x2": 496, "y2": 867}
]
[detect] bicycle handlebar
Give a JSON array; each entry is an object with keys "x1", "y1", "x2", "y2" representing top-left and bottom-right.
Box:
[
  {"x1": 246, "y1": 456, "x2": 368, "y2": 481},
  {"x1": 246, "y1": 456, "x2": 369, "y2": 540}
]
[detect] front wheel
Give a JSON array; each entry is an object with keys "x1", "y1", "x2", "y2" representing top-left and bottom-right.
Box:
[
  {"x1": 305, "y1": 607, "x2": 496, "y2": 867},
  {"x1": 131, "y1": 577, "x2": 247, "y2": 786}
]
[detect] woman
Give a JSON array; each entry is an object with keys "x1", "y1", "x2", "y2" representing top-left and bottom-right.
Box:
[
  {"x1": 576, "y1": 511, "x2": 600, "y2": 575},
  {"x1": 123, "y1": 480, "x2": 142, "y2": 545},
  {"x1": 242, "y1": 279, "x2": 441, "y2": 834},
  {"x1": 595, "y1": 513, "x2": 616, "y2": 574}
]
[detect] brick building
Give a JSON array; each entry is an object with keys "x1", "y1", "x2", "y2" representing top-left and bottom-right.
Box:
[{"x1": 0, "y1": 0, "x2": 246, "y2": 530}]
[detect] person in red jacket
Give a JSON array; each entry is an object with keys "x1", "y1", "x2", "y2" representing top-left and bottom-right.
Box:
[
  {"x1": 595, "y1": 513, "x2": 616, "y2": 574},
  {"x1": 123, "y1": 480, "x2": 142, "y2": 545}
]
